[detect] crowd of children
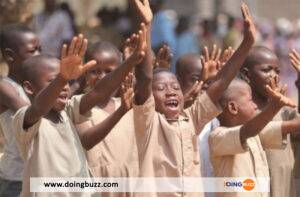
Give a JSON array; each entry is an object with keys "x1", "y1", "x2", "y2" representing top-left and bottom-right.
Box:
[{"x1": 0, "y1": 0, "x2": 299, "y2": 197}]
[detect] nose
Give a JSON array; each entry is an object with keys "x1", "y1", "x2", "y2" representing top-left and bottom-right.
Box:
[
  {"x1": 253, "y1": 102, "x2": 258, "y2": 111},
  {"x1": 165, "y1": 86, "x2": 176, "y2": 97}
]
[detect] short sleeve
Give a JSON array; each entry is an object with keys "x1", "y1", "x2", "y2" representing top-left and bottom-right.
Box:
[
  {"x1": 209, "y1": 126, "x2": 248, "y2": 157},
  {"x1": 185, "y1": 92, "x2": 222, "y2": 134},
  {"x1": 259, "y1": 121, "x2": 286, "y2": 149},
  {"x1": 133, "y1": 95, "x2": 156, "y2": 147},
  {"x1": 65, "y1": 95, "x2": 92, "y2": 124},
  {"x1": 13, "y1": 106, "x2": 41, "y2": 160}
]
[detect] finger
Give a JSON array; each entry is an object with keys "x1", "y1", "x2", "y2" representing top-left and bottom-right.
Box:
[
  {"x1": 143, "y1": 0, "x2": 150, "y2": 7},
  {"x1": 79, "y1": 39, "x2": 88, "y2": 57},
  {"x1": 280, "y1": 84, "x2": 288, "y2": 95},
  {"x1": 265, "y1": 85, "x2": 277, "y2": 97},
  {"x1": 204, "y1": 46, "x2": 209, "y2": 62},
  {"x1": 211, "y1": 44, "x2": 217, "y2": 60},
  {"x1": 68, "y1": 36, "x2": 78, "y2": 55},
  {"x1": 269, "y1": 77, "x2": 276, "y2": 90},
  {"x1": 74, "y1": 34, "x2": 84, "y2": 55},
  {"x1": 292, "y1": 49, "x2": 300, "y2": 60},
  {"x1": 61, "y1": 44, "x2": 67, "y2": 59},
  {"x1": 215, "y1": 48, "x2": 222, "y2": 61},
  {"x1": 200, "y1": 56, "x2": 206, "y2": 69},
  {"x1": 82, "y1": 60, "x2": 97, "y2": 73}
]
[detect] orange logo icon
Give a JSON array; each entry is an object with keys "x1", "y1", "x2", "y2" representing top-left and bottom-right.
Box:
[{"x1": 243, "y1": 179, "x2": 255, "y2": 191}]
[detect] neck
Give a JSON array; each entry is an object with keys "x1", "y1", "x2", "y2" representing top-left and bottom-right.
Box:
[
  {"x1": 218, "y1": 114, "x2": 240, "y2": 127},
  {"x1": 252, "y1": 91, "x2": 268, "y2": 110},
  {"x1": 8, "y1": 68, "x2": 23, "y2": 84}
]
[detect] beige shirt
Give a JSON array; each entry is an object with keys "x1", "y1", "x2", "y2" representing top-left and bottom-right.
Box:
[
  {"x1": 264, "y1": 108, "x2": 297, "y2": 197},
  {"x1": 0, "y1": 77, "x2": 29, "y2": 181},
  {"x1": 82, "y1": 98, "x2": 138, "y2": 178},
  {"x1": 13, "y1": 95, "x2": 92, "y2": 197},
  {"x1": 133, "y1": 92, "x2": 221, "y2": 197},
  {"x1": 209, "y1": 121, "x2": 284, "y2": 197}
]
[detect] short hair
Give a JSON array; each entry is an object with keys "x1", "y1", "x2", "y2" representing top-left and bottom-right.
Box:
[
  {"x1": 153, "y1": 67, "x2": 173, "y2": 76},
  {"x1": 220, "y1": 77, "x2": 249, "y2": 107},
  {"x1": 22, "y1": 54, "x2": 58, "y2": 83},
  {"x1": 175, "y1": 53, "x2": 201, "y2": 78},
  {"x1": 242, "y1": 46, "x2": 277, "y2": 69},
  {"x1": 0, "y1": 24, "x2": 32, "y2": 52},
  {"x1": 86, "y1": 41, "x2": 122, "y2": 64}
]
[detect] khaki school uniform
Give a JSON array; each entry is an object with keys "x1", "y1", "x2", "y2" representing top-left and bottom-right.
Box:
[
  {"x1": 13, "y1": 95, "x2": 92, "y2": 197},
  {"x1": 264, "y1": 108, "x2": 297, "y2": 197},
  {"x1": 209, "y1": 121, "x2": 284, "y2": 197},
  {"x1": 133, "y1": 92, "x2": 221, "y2": 197},
  {"x1": 78, "y1": 98, "x2": 138, "y2": 197}
]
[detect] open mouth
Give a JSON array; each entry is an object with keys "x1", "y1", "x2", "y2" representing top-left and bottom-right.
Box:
[
  {"x1": 58, "y1": 92, "x2": 68, "y2": 102},
  {"x1": 165, "y1": 99, "x2": 179, "y2": 109}
]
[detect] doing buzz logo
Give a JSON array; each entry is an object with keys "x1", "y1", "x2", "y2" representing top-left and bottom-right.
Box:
[{"x1": 224, "y1": 178, "x2": 255, "y2": 191}]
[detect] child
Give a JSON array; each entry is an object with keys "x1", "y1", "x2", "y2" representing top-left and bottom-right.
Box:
[
  {"x1": 132, "y1": 1, "x2": 255, "y2": 196},
  {"x1": 13, "y1": 33, "x2": 145, "y2": 196},
  {"x1": 76, "y1": 29, "x2": 146, "y2": 180},
  {"x1": 240, "y1": 46, "x2": 297, "y2": 197},
  {"x1": 209, "y1": 78, "x2": 299, "y2": 197},
  {"x1": 0, "y1": 24, "x2": 41, "y2": 196},
  {"x1": 84, "y1": 41, "x2": 123, "y2": 113}
]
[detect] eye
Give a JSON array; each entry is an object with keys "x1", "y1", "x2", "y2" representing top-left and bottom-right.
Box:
[
  {"x1": 172, "y1": 83, "x2": 181, "y2": 90},
  {"x1": 156, "y1": 84, "x2": 165, "y2": 91},
  {"x1": 275, "y1": 68, "x2": 280, "y2": 74}
]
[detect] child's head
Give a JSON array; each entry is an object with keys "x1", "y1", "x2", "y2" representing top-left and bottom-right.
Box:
[
  {"x1": 240, "y1": 46, "x2": 280, "y2": 100},
  {"x1": 22, "y1": 55, "x2": 70, "y2": 112},
  {"x1": 0, "y1": 24, "x2": 41, "y2": 71},
  {"x1": 176, "y1": 53, "x2": 202, "y2": 94},
  {"x1": 153, "y1": 68, "x2": 184, "y2": 119},
  {"x1": 85, "y1": 41, "x2": 122, "y2": 88},
  {"x1": 218, "y1": 78, "x2": 258, "y2": 126}
]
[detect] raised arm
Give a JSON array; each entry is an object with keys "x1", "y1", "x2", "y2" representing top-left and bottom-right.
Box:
[
  {"x1": 240, "y1": 83, "x2": 295, "y2": 144},
  {"x1": 24, "y1": 35, "x2": 96, "y2": 128},
  {"x1": 289, "y1": 49, "x2": 300, "y2": 113},
  {"x1": 0, "y1": 79, "x2": 29, "y2": 112},
  {"x1": 207, "y1": 3, "x2": 256, "y2": 104},
  {"x1": 78, "y1": 73, "x2": 134, "y2": 150},
  {"x1": 131, "y1": 0, "x2": 154, "y2": 105},
  {"x1": 80, "y1": 25, "x2": 146, "y2": 114}
]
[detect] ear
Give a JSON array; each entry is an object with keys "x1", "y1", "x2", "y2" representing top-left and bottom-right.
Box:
[
  {"x1": 23, "y1": 81, "x2": 34, "y2": 96},
  {"x1": 228, "y1": 101, "x2": 239, "y2": 115},
  {"x1": 2, "y1": 48, "x2": 15, "y2": 63},
  {"x1": 240, "y1": 67, "x2": 250, "y2": 83}
]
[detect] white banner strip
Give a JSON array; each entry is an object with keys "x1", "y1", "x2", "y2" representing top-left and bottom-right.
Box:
[{"x1": 30, "y1": 177, "x2": 270, "y2": 193}]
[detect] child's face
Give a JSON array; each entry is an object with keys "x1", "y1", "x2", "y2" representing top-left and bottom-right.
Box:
[
  {"x1": 85, "y1": 52, "x2": 119, "y2": 88},
  {"x1": 15, "y1": 32, "x2": 41, "y2": 66},
  {"x1": 178, "y1": 59, "x2": 202, "y2": 94},
  {"x1": 153, "y1": 72, "x2": 184, "y2": 119},
  {"x1": 232, "y1": 84, "x2": 258, "y2": 123},
  {"x1": 29, "y1": 61, "x2": 70, "y2": 112},
  {"x1": 247, "y1": 54, "x2": 280, "y2": 99}
]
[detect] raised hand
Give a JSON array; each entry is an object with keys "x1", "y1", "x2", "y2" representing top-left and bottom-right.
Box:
[
  {"x1": 123, "y1": 33, "x2": 140, "y2": 60},
  {"x1": 241, "y1": 3, "x2": 256, "y2": 45},
  {"x1": 265, "y1": 82, "x2": 296, "y2": 108},
  {"x1": 154, "y1": 45, "x2": 173, "y2": 69},
  {"x1": 125, "y1": 23, "x2": 147, "y2": 65},
  {"x1": 60, "y1": 34, "x2": 96, "y2": 81},
  {"x1": 120, "y1": 72, "x2": 134, "y2": 111},
  {"x1": 219, "y1": 47, "x2": 234, "y2": 66},
  {"x1": 183, "y1": 81, "x2": 203, "y2": 108},
  {"x1": 200, "y1": 44, "x2": 222, "y2": 82},
  {"x1": 131, "y1": 0, "x2": 153, "y2": 24},
  {"x1": 289, "y1": 49, "x2": 300, "y2": 73}
]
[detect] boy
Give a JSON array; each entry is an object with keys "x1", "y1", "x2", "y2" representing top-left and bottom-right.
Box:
[
  {"x1": 209, "y1": 78, "x2": 299, "y2": 197},
  {"x1": 241, "y1": 46, "x2": 297, "y2": 197},
  {"x1": 132, "y1": 0, "x2": 255, "y2": 196},
  {"x1": 76, "y1": 29, "x2": 146, "y2": 180},
  {"x1": 0, "y1": 24, "x2": 41, "y2": 196},
  {"x1": 13, "y1": 33, "x2": 145, "y2": 196}
]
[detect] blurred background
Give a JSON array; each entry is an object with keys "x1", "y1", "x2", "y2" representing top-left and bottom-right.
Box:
[{"x1": 1, "y1": 0, "x2": 300, "y2": 100}]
